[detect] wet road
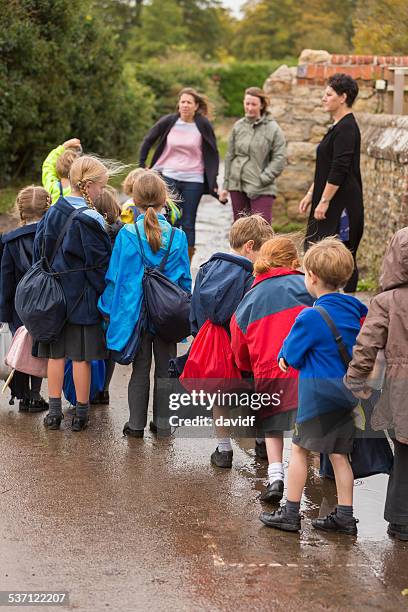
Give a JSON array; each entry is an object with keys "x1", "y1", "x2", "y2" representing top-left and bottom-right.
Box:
[{"x1": 0, "y1": 196, "x2": 407, "y2": 611}]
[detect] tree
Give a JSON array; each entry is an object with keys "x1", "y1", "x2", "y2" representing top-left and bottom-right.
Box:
[
  {"x1": 353, "y1": 0, "x2": 408, "y2": 54},
  {"x1": 233, "y1": 0, "x2": 356, "y2": 60},
  {"x1": 0, "y1": 0, "x2": 153, "y2": 182}
]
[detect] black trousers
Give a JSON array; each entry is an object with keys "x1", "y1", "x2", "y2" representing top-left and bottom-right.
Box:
[{"x1": 384, "y1": 440, "x2": 408, "y2": 525}]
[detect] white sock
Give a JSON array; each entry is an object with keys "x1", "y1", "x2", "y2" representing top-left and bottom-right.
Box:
[
  {"x1": 268, "y1": 462, "x2": 284, "y2": 483},
  {"x1": 217, "y1": 438, "x2": 233, "y2": 453}
]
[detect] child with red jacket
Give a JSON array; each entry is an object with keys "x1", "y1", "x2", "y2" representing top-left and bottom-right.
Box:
[{"x1": 231, "y1": 237, "x2": 313, "y2": 503}]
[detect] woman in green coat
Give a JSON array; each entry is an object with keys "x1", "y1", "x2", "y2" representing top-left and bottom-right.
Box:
[{"x1": 220, "y1": 87, "x2": 286, "y2": 224}]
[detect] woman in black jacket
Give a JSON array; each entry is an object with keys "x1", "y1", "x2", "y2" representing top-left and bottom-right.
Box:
[
  {"x1": 139, "y1": 88, "x2": 219, "y2": 262},
  {"x1": 299, "y1": 74, "x2": 364, "y2": 292}
]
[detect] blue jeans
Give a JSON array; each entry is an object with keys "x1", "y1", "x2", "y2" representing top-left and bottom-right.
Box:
[{"x1": 163, "y1": 176, "x2": 204, "y2": 247}]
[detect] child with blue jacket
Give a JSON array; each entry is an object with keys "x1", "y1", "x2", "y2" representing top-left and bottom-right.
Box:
[
  {"x1": 0, "y1": 186, "x2": 50, "y2": 411},
  {"x1": 190, "y1": 215, "x2": 274, "y2": 467},
  {"x1": 34, "y1": 156, "x2": 112, "y2": 432},
  {"x1": 260, "y1": 238, "x2": 367, "y2": 535},
  {"x1": 99, "y1": 170, "x2": 191, "y2": 438}
]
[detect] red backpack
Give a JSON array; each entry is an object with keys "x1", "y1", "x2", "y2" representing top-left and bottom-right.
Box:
[{"x1": 180, "y1": 320, "x2": 242, "y2": 393}]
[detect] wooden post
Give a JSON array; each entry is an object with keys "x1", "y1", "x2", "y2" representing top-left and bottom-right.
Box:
[{"x1": 393, "y1": 69, "x2": 405, "y2": 115}]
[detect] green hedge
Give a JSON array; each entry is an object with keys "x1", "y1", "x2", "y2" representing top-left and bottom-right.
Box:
[{"x1": 207, "y1": 60, "x2": 296, "y2": 116}]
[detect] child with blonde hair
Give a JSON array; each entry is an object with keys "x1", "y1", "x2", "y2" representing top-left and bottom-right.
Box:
[
  {"x1": 261, "y1": 238, "x2": 367, "y2": 534},
  {"x1": 42, "y1": 138, "x2": 82, "y2": 203},
  {"x1": 99, "y1": 170, "x2": 191, "y2": 437},
  {"x1": 121, "y1": 168, "x2": 181, "y2": 227},
  {"x1": 230, "y1": 236, "x2": 313, "y2": 497},
  {"x1": 92, "y1": 185, "x2": 123, "y2": 405},
  {"x1": 34, "y1": 156, "x2": 112, "y2": 431},
  {"x1": 188, "y1": 214, "x2": 274, "y2": 467},
  {"x1": 0, "y1": 186, "x2": 51, "y2": 411}
]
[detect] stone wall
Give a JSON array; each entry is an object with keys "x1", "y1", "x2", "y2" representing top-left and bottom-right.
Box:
[
  {"x1": 264, "y1": 49, "x2": 408, "y2": 281},
  {"x1": 358, "y1": 113, "x2": 408, "y2": 280}
]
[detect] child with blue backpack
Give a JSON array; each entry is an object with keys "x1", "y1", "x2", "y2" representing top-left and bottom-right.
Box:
[
  {"x1": 99, "y1": 170, "x2": 191, "y2": 438},
  {"x1": 260, "y1": 238, "x2": 367, "y2": 535},
  {"x1": 34, "y1": 155, "x2": 112, "y2": 432},
  {"x1": 0, "y1": 186, "x2": 50, "y2": 411}
]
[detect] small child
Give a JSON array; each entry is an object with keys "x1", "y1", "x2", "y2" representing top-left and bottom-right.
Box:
[
  {"x1": 35, "y1": 155, "x2": 112, "y2": 432},
  {"x1": 99, "y1": 170, "x2": 191, "y2": 437},
  {"x1": 260, "y1": 238, "x2": 367, "y2": 535},
  {"x1": 0, "y1": 186, "x2": 51, "y2": 411},
  {"x1": 345, "y1": 228, "x2": 408, "y2": 541},
  {"x1": 121, "y1": 168, "x2": 181, "y2": 227},
  {"x1": 42, "y1": 138, "x2": 82, "y2": 203},
  {"x1": 93, "y1": 185, "x2": 124, "y2": 404},
  {"x1": 189, "y1": 215, "x2": 274, "y2": 468},
  {"x1": 230, "y1": 236, "x2": 314, "y2": 501}
]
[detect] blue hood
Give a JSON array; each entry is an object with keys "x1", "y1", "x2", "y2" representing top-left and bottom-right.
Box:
[{"x1": 190, "y1": 252, "x2": 254, "y2": 334}]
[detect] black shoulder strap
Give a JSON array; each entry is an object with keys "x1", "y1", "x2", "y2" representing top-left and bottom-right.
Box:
[
  {"x1": 134, "y1": 222, "x2": 175, "y2": 271},
  {"x1": 58, "y1": 180, "x2": 64, "y2": 197},
  {"x1": 49, "y1": 206, "x2": 88, "y2": 265},
  {"x1": 314, "y1": 305, "x2": 352, "y2": 369}
]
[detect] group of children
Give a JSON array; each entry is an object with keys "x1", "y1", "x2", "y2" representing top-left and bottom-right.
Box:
[{"x1": 0, "y1": 137, "x2": 407, "y2": 541}]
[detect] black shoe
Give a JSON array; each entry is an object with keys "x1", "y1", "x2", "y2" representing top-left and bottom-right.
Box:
[
  {"x1": 29, "y1": 397, "x2": 49, "y2": 413},
  {"x1": 123, "y1": 422, "x2": 144, "y2": 438},
  {"x1": 260, "y1": 480, "x2": 284, "y2": 503},
  {"x1": 71, "y1": 415, "x2": 89, "y2": 432},
  {"x1": 387, "y1": 523, "x2": 408, "y2": 541},
  {"x1": 149, "y1": 420, "x2": 173, "y2": 436},
  {"x1": 43, "y1": 413, "x2": 63, "y2": 430},
  {"x1": 90, "y1": 391, "x2": 110, "y2": 405},
  {"x1": 210, "y1": 447, "x2": 233, "y2": 468},
  {"x1": 18, "y1": 398, "x2": 31, "y2": 412},
  {"x1": 259, "y1": 506, "x2": 301, "y2": 532},
  {"x1": 312, "y1": 510, "x2": 358, "y2": 536},
  {"x1": 255, "y1": 439, "x2": 268, "y2": 460}
]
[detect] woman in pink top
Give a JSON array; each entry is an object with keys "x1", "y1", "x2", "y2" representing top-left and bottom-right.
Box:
[{"x1": 139, "y1": 88, "x2": 220, "y2": 262}]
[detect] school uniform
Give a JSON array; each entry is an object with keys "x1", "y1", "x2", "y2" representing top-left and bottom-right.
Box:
[
  {"x1": 0, "y1": 223, "x2": 43, "y2": 401},
  {"x1": 279, "y1": 293, "x2": 367, "y2": 454},
  {"x1": 190, "y1": 252, "x2": 254, "y2": 336},
  {"x1": 99, "y1": 213, "x2": 191, "y2": 431},
  {"x1": 33, "y1": 196, "x2": 111, "y2": 361},
  {"x1": 231, "y1": 269, "x2": 314, "y2": 432}
]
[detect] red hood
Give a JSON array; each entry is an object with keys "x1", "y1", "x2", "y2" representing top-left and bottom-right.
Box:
[{"x1": 252, "y1": 267, "x2": 304, "y2": 288}]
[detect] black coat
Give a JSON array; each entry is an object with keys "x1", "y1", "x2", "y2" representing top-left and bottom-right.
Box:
[
  {"x1": 306, "y1": 113, "x2": 364, "y2": 256},
  {"x1": 0, "y1": 224, "x2": 39, "y2": 329},
  {"x1": 139, "y1": 113, "x2": 219, "y2": 197},
  {"x1": 33, "y1": 198, "x2": 111, "y2": 325}
]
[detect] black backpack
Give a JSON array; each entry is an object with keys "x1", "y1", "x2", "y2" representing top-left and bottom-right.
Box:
[
  {"x1": 135, "y1": 223, "x2": 191, "y2": 343},
  {"x1": 15, "y1": 207, "x2": 89, "y2": 343}
]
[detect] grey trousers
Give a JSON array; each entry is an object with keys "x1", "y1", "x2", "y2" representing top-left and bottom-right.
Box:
[{"x1": 128, "y1": 332, "x2": 176, "y2": 431}]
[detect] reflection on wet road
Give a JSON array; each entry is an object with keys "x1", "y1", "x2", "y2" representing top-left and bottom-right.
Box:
[{"x1": 0, "y1": 195, "x2": 407, "y2": 611}]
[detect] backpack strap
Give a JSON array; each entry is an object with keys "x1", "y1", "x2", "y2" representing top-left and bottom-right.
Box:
[
  {"x1": 314, "y1": 305, "x2": 352, "y2": 369},
  {"x1": 134, "y1": 222, "x2": 175, "y2": 271},
  {"x1": 49, "y1": 206, "x2": 88, "y2": 265},
  {"x1": 158, "y1": 228, "x2": 175, "y2": 272},
  {"x1": 58, "y1": 180, "x2": 64, "y2": 197}
]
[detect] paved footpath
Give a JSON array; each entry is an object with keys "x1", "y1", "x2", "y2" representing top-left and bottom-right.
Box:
[{"x1": 0, "y1": 196, "x2": 407, "y2": 612}]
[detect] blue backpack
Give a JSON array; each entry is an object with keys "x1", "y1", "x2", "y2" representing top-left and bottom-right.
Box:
[{"x1": 15, "y1": 207, "x2": 89, "y2": 343}]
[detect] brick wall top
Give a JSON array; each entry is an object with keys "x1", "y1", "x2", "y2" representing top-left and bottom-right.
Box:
[
  {"x1": 296, "y1": 50, "x2": 408, "y2": 86},
  {"x1": 331, "y1": 55, "x2": 408, "y2": 67}
]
